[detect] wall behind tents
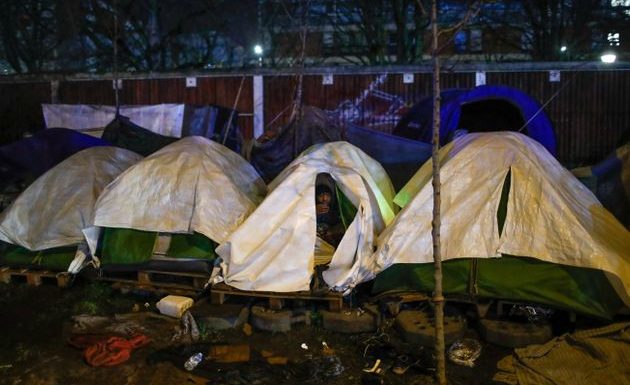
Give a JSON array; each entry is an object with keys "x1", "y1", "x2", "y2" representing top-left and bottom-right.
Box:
[{"x1": 0, "y1": 65, "x2": 628, "y2": 167}]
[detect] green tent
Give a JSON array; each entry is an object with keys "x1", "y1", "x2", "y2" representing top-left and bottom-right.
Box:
[
  {"x1": 372, "y1": 133, "x2": 630, "y2": 319},
  {"x1": 97, "y1": 228, "x2": 217, "y2": 266},
  {"x1": 85, "y1": 137, "x2": 267, "y2": 271}
]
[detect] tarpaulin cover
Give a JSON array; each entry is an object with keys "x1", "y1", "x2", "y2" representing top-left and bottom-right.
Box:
[
  {"x1": 573, "y1": 142, "x2": 630, "y2": 229},
  {"x1": 218, "y1": 141, "x2": 396, "y2": 293},
  {"x1": 43, "y1": 104, "x2": 242, "y2": 152},
  {"x1": 0, "y1": 146, "x2": 142, "y2": 251},
  {"x1": 0, "y1": 127, "x2": 108, "y2": 189},
  {"x1": 373, "y1": 132, "x2": 630, "y2": 314},
  {"x1": 343, "y1": 123, "x2": 432, "y2": 190},
  {"x1": 494, "y1": 322, "x2": 630, "y2": 385},
  {"x1": 86, "y1": 136, "x2": 266, "y2": 257},
  {"x1": 97, "y1": 228, "x2": 217, "y2": 265},
  {"x1": 393, "y1": 85, "x2": 557, "y2": 155},
  {"x1": 101, "y1": 115, "x2": 177, "y2": 157},
  {"x1": 250, "y1": 107, "x2": 343, "y2": 182}
]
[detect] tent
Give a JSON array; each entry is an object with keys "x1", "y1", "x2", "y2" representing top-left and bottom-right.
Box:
[
  {"x1": 393, "y1": 85, "x2": 557, "y2": 156},
  {"x1": 0, "y1": 146, "x2": 142, "y2": 270},
  {"x1": 372, "y1": 132, "x2": 630, "y2": 319},
  {"x1": 572, "y1": 142, "x2": 630, "y2": 229},
  {"x1": 85, "y1": 136, "x2": 266, "y2": 272},
  {"x1": 0, "y1": 127, "x2": 108, "y2": 191},
  {"x1": 101, "y1": 115, "x2": 178, "y2": 157},
  {"x1": 250, "y1": 106, "x2": 342, "y2": 182},
  {"x1": 343, "y1": 123, "x2": 432, "y2": 191},
  {"x1": 249, "y1": 106, "x2": 431, "y2": 190},
  {"x1": 217, "y1": 141, "x2": 397, "y2": 293}
]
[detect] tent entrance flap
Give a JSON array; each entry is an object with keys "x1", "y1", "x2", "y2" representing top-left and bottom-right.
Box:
[{"x1": 458, "y1": 99, "x2": 525, "y2": 134}]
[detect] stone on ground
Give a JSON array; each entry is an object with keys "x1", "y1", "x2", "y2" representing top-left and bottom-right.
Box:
[
  {"x1": 478, "y1": 318, "x2": 552, "y2": 348},
  {"x1": 395, "y1": 310, "x2": 466, "y2": 346}
]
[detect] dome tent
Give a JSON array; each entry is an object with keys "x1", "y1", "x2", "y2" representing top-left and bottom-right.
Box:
[
  {"x1": 0, "y1": 146, "x2": 142, "y2": 271},
  {"x1": 0, "y1": 127, "x2": 108, "y2": 192},
  {"x1": 394, "y1": 85, "x2": 557, "y2": 156},
  {"x1": 373, "y1": 132, "x2": 630, "y2": 319},
  {"x1": 217, "y1": 141, "x2": 396, "y2": 293},
  {"x1": 84, "y1": 136, "x2": 266, "y2": 272}
]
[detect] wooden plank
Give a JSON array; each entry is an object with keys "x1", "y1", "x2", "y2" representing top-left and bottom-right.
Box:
[
  {"x1": 99, "y1": 269, "x2": 209, "y2": 294},
  {"x1": 210, "y1": 291, "x2": 226, "y2": 305},
  {"x1": 269, "y1": 298, "x2": 284, "y2": 310},
  {"x1": 211, "y1": 282, "x2": 344, "y2": 311},
  {"x1": 137, "y1": 271, "x2": 151, "y2": 285},
  {"x1": 0, "y1": 267, "x2": 10, "y2": 283}
]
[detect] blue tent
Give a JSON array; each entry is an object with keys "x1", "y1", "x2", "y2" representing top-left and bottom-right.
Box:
[
  {"x1": 394, "y1": 85, "x2": 557, "y2": 156},
  {"x1": 0, "y1": 128, "x2": 108, "y2": 190}
]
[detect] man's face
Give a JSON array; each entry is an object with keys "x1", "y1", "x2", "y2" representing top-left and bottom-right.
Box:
[{"x1": 317, "y1": 192, "x2": 332, "y2": 205}]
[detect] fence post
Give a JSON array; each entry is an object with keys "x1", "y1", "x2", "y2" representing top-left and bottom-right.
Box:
[
  {"x1": 50, "y1": 80, "x2": 60, "y2": 104},
  {"x1": 253, "y1": 75, "x2": 264, "y2": 139}
]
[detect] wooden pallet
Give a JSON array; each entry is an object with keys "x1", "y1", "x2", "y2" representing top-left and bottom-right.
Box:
[
  {"x1": 98, "y1": 269, "x2": 209, "y2": 295},
  {"x1": 0, "y1": 266, "x2": 70, "y2": 287},
  {"x1": 210, "y1": 282, "x2": 344, "y2": 312}
]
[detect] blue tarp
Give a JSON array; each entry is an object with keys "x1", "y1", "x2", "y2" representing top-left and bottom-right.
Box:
[
  {"x1": 582, "y1": 143, "x2": 630, "y2": 228},
  {"x1": 0, "y1": 128, "x2": 108, "y2": 189},
  {"x1": 394, "y1": 85, "x2": 557, "y2": 156},
  {"x1": 344, "y1": 124, "x2": 432, "y2": 190}
]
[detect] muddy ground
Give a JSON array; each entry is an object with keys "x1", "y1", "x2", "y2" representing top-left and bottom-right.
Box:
[{"x1": 1, "y1": 281, "x2": 520, "y2": 385}]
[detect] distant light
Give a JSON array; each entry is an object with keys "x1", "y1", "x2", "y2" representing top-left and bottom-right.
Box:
[
  {"x1": 560, "y1": 46, "x2": 567, "y2": 52},
  {"x1": 253, "y1": 45, "x2": 263, "y2": 56},
  {"x1": 600, "y1": 53, "x2": 617, "y2": 63}
]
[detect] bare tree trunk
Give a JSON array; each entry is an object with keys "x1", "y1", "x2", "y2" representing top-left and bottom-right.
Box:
[
  {"x1": 430, "y1": 0, "x2": 446, "y2": 384},
  {"x1": 290, "y1": 0, "x2": 309, "y2": 158},
  {"x1": 113, "y1": 0, "x2": 120, "y2": 116}
]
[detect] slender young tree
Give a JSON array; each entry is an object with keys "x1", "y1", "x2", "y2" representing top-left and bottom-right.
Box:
[{"x1": 430, "y1": 0, "x2": 446, "y2": 383}]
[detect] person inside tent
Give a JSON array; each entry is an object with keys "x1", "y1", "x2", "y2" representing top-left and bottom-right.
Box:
[
  {"x1": 312, "y1": 174, "x2": 345, "y2": 293},
  {"x1": 315, "y1": 184, "x2": 344, "y2": 247}
]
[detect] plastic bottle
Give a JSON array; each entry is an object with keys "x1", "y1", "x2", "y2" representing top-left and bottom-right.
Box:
[{"x1": 184, "y1": 352, "x2": 204, "y2": 371}]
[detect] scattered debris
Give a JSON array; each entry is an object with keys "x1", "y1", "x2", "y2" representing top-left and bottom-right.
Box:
[
  {"x1": 392, "y1": 355, "x2": 412, "y2": 375},
  {"x1": 172, "y1": 311, "x2": 200, "y2": 344},
  {"x1": 307, "y1": 355, "x2": 345, "y2": 382},
  {"x1": 448, "y1": 338, "x2": 482, "y2": 368},
  {"x1": 184, "y1": 352, "x2": 204, "y2": 371},
  {"x1": 509, "y1": 304, "x2": 554, "y2": 323},
  {"x1": 363, "y1": 358, "x2": 382, "y2": 373},
  {"x1": 157, "y1": 295, "x2": 194, "y2": 318},
  {"x1": 70, "y1": 334, "x2": 151, "y2": 367},
  {"x1": 262, "y1": 350, "x2": 289, "y2": 365},
  {"x1": 207, "y1": 344, "x2": 250, "y2": 363},
  {"x1": 321, "y1": 341, "x2": 335, "y2": 356},
  {"x1": 242, "y1": 322, "x2": 253, "y2": 336}
]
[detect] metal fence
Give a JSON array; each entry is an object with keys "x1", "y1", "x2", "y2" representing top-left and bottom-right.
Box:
[{"x1": 1, "y1": 62, "x2": 629, "y2": 166}]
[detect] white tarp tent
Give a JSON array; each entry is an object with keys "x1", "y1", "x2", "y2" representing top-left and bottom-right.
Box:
[
  {"x1": 42, "y1": 104, "x2": 185, "y2": 137},
  {"x1": 85, "y1": 136, "x2": 266, "y2": 256},
  {"x1": 0, "y1": 147, "x2": 142, "y2": 251},
  {"x1": 217, "y1": 141, "x2": 397, "y2": 293},
  {"x1": 373, "y1": 132, "x2": 630, "y2": 307}
]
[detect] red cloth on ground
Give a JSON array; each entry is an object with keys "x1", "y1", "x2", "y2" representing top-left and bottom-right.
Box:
[{"x1": 74, "y1": 334, "x2": 150, "y2": 367}]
